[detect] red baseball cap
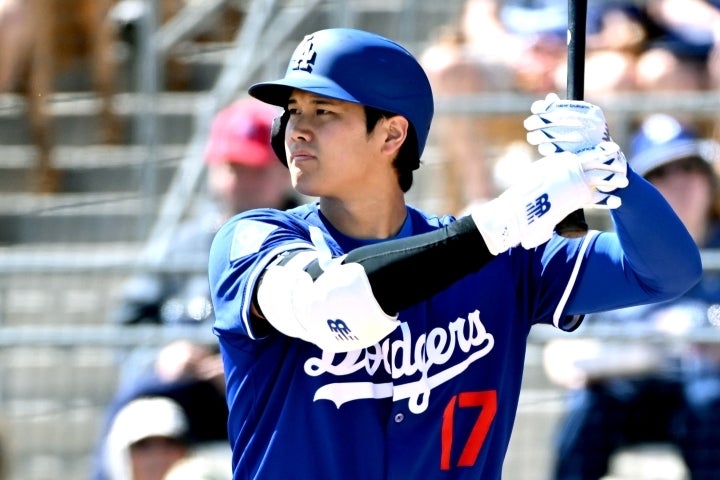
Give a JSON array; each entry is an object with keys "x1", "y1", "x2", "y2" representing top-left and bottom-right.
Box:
[{"x1": 204, "y1": 98, "x2": 279, "y2": 167}]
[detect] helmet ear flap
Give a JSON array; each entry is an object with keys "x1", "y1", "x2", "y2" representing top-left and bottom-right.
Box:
[{"x1": 271, "y1": 111, "x2": 290, "y2": 166}]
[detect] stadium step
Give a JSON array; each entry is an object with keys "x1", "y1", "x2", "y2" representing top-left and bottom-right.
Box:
[{"x1": 0, "y1": 92, "x2": 201, "y2": 146}]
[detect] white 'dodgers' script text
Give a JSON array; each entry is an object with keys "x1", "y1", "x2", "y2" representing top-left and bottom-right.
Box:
[{"x1": 306, "y1": 310, "x2": 494, "y2": 414}]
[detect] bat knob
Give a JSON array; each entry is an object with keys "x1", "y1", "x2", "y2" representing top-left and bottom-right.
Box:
[{"x1": 554, "y1": 209, "x2": 588, "y2": 238}]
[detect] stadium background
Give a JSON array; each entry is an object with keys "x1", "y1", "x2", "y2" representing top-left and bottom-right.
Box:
[{"x1": 0, "y1": 0, "x2": 718, "y2": 478}]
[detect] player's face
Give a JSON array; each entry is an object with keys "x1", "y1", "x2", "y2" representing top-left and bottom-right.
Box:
[
  {"x1": 284, "y1": 90, "x2": 394, "y2": 199},
  {"x1": 647, "y1": 159, "x2": 713, "y2": 243},
  {"x1": 129, "y1": 436, "x2": 188, "y2": 480}
]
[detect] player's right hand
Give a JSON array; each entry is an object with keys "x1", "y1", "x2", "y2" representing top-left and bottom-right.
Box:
[
  {"x1": 524, "y1": 92, "x2": 611, "y2": 156},
  {"x1": 471, "y1": 142, "x2": 628, "y2": 255}
]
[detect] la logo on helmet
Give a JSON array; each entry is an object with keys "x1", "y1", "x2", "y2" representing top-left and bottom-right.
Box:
[{"x1": 291, "y1": 35, "x2": 317, "y2": 73}]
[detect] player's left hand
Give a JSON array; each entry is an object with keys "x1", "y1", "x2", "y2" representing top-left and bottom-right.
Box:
[
  {"x1": 574, "y1": 141, "x2": 629, "y2": 209},
  {"x1": 524, "y1": 93, "x2": 611, "y2": 156}
]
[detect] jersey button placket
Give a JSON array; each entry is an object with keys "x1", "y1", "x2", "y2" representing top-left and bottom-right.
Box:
[{"x1": 394, "y1": 412, "x2": 404, "y2": 423}]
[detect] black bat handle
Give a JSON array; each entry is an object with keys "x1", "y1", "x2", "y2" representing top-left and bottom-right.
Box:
[
  {"x1": 567, "y1": 0, "x2": 587, "y2": 102},
  {"x1": 555, "y1": 0, "x2": 589, "y2": 237}
]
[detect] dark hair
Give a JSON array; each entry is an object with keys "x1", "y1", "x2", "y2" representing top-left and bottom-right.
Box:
[{"x1": 364, "y1": 106, "x2": 420, "y2": 193}]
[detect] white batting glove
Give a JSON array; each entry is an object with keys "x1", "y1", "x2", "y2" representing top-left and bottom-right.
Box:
[
  {"x1": 578, "y1": 141, "x2": 628, "y2": 209},
  {"x1": 471, "y1": 142, "x2": 628, "y2": 255},
  {"x1": 524, "y1": 93, "x2": 611, "y2": 156}
]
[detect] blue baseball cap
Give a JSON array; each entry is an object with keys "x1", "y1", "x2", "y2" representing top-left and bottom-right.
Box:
[
  {"x1": 248, "y1": 28, "x2": 434, "y2": 159},
  {"x1": 630, "y1": 114, "x2": 712, "y2": 177}
]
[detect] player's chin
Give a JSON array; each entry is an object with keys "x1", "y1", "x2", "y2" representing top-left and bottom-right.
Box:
[{"x1": 291, "y1": 173, "x2": 323, "y2": 198}]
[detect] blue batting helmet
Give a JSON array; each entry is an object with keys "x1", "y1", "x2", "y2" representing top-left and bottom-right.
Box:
[{"x1": 248, "y1": 28, "x2": 434, "y2": 160}]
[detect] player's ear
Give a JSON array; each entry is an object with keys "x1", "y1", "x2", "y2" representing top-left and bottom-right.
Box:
[{"x1": 381, "y1": 115, "x2": 409, "y2": 156}]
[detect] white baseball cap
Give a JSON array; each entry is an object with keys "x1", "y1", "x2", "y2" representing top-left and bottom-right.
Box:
[{"x1": 110, "y1": 397, "x2": 189, "y2": 449}]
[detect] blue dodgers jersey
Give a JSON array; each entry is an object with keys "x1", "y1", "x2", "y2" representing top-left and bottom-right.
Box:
[{"x1": 209, "y1": 203, "x2": 588, "y2": 480}]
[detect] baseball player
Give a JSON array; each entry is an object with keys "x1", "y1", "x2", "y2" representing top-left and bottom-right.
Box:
[{"x1": 208, "y1": 28, "x2": 701, "y2": 479}]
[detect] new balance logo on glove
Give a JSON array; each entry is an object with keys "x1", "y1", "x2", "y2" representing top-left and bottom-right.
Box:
[{"x1": 526, "y1": 194, "x2": 551, "y2": 224}]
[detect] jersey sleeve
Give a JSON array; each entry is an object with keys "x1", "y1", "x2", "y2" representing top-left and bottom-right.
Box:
[
  {"x1": 566, "y1": 168, "x2": 702, "y2": 316},
  {"x1": 208, "y1": 209, "x2": 314, "y2": 340}
]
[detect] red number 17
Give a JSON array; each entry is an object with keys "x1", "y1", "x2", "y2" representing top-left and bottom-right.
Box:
[{"x1": 440, "y1": 390, "x2": 497, "y2": 470}]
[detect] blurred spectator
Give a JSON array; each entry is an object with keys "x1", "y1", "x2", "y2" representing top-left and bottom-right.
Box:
[
  {"x1": 643, "y1": 0, "x2": 720, "y2": 60},
  {"x1": 162, "y1": 455, "x2": 230, "y2": 480},
  {"x1": 113, "y1": 97, "x2": 297, "y2": 326},
  {"x1": 104, "y1": 397, "x2": 191, "y2": 480},
  {"x1": 543, "y1": 114, "x2": 720, "y2": 480},
  {"x1": 634, "y1": 0, "x2": 720, "y2": 92},
  {"x1": 0, "y1": 0, "x2": 120, "y2": 192},
  {"x1": 93, "y1": 340, "x2": 229, "y2": 480},
  {"x1": 563, "y1": 3, "x2": 645, "y2": 96},
  {"x1": 0, "y1": 0, "x2": 30, "y2": 92},
  {"x1": 115, "y1": 340, "x2": 228, "y2": 442},
  {"x1": 509, "y1": 0, "x2": 720, "y2": 95},
  {"x1": 711, "y1": 40, "x2": 720, "y2": 89},
  {"x1": 427, "y1": 0, "x2": 720, "y2": 98},
  {"x1": 420, "y1": 0, "x2": 525, "y2": 214},
  {"x1": 419, "y1": 0, "x2": 644, "y2": 215}
]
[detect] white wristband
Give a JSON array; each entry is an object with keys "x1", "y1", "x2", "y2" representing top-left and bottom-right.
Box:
[{"x1": 470, "y1": 197, "x2": 521, "y2": 256}]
